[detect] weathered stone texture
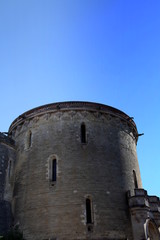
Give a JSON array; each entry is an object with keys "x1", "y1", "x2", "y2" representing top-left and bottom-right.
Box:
[
  {"x1": 9, "y1": 102, "x2": 142, "y2": 240},
  {"x1": 0, "y1": 133, "x2": 15, "y2": 235},
  {"x1": 128, "y1": 189, "x2": 160, "y2": 240}
]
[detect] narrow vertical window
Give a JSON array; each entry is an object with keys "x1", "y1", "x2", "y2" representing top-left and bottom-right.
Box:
[
  {"x1": 81, "y1": 123, "x2": 86, "y2": 143},
  {"x1": 52, "y1": 159, "x2": 57, "y2": 182},
  {"x1": 26, "y1": 130, "x2": 32, "y2": 149},
  {"x1": 8, "y1": 160, "x2": 11, "y2": 179},
  {"x1": 86, "y1": 198, "x2": 93, "y2": 224},
  {"x1": 133, "y1": 170, "x2": 138, "y2": 188},
  {"x1": 28, "y1": 131, "x2": 32, "y2": 148}
]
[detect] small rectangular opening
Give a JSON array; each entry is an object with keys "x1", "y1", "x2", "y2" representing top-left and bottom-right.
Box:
[
  {"x1": 81, "y1": 123, "x2": 86, "y2": 143},
  {"x1": 52, "y1": 159, "x2": 56, "y2": 182},
  {"x1": 133, "y1": 170, "x2": 138, "y2": 188},
  {"x1": 86, "y1": 198, "x2": 92, "y2": 224}
]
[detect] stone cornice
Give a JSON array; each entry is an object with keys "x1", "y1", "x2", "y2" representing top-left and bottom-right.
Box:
[{"x1": 9, "y1": 101, "x2": 138, "y2": 141}]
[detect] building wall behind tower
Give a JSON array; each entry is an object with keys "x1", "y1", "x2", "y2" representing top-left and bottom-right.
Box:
[{"x1": 0, "y1": 133, "x2": 15, "y2": 236}]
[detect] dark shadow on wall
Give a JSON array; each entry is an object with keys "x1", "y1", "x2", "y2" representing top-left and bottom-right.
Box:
[{"x1": 0, "y1": 200, "x2": 13, "y2": 236}]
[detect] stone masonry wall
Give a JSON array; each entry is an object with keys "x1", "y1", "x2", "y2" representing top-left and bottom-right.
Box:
[
  {"x1": 0, "y1": 133, "x2": 15, "y2": 236},
  {"x1": 10, "y1": 103, "x2": 142, "y2": 240},
  {"x1": 128, "y1": 189, "x2": 160, "y2": 240}
]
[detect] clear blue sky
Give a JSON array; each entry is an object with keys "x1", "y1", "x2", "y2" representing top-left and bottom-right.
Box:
[{"x1": 0, "y1": 0, "x2": 160, "y2": 196}]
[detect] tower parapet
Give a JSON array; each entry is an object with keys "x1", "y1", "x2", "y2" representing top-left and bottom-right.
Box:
[{"x1": 9, "y1": 101, "x2": 138, "y2": 142}]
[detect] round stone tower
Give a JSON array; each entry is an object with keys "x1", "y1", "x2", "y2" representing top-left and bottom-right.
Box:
[{"x1": 9, "y1": 101, "x2": 142, "y2": 240}]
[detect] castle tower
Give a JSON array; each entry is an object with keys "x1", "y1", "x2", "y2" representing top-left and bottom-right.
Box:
[{"x1": 8, "y1": 101, "x2": 143, "y2": 240}]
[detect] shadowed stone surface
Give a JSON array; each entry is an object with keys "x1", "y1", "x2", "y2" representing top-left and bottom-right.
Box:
[{"x1": 0, "y1": 133, "x2": 15, "y2": 235}]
